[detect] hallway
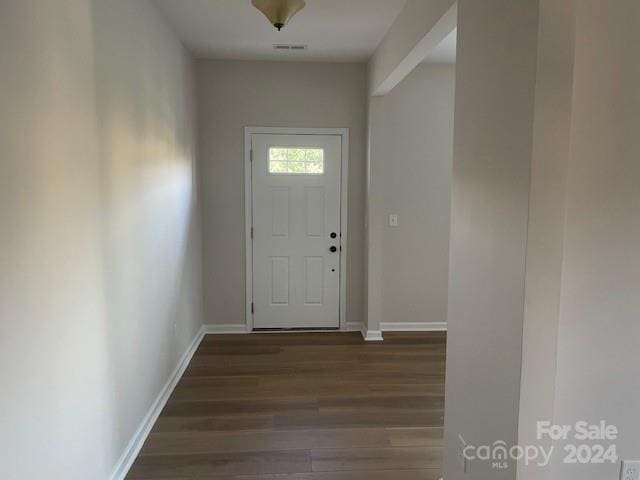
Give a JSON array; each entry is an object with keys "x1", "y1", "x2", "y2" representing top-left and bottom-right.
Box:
[
  {"x1": 4, "y1": 2, "x2": 639, "y2": 479},
  {"x1": 126, "y1": 332, "x2": 446, "y2": 479}
]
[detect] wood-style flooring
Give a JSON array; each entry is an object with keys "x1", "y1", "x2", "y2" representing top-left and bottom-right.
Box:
[{"x1": 127, "y1": 331, "x2": 446, "y2": 479}]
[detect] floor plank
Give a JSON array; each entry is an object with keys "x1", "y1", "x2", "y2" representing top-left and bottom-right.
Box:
[
  {"x1": 127, "y1": 450, "x2": 311, "y2": 478},
  {"x1": 310, "y1": 446, "x2": 443, "y2": 472},
  {"x1": 127, "y1": 332, "x2": 446, "y2": 479}
]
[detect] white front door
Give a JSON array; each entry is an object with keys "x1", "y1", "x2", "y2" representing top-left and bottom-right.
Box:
[{"x1": 251, "y1": 133, "x2": 342, "y2": 329}]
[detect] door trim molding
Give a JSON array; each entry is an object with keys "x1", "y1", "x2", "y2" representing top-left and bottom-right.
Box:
[{"x1": 244, "y1": 127, "x2": 350, "y2": 331}]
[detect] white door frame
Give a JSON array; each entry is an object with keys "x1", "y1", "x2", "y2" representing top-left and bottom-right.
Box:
[{"x1": 244, "y1": 126, "x2": 349, "y2": 331}]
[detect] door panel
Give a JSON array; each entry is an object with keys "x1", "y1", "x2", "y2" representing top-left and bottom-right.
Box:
[
  {"x1": 252, "y1": 134, "x2": 341, "y2": 329},
  {"x1": 304, "y1": 256, "x2": 324, "y2": 305},
  {"x1": 270, "y1": 187, "x2": 290, "y2": 237},
  {"x1": 305, "y1": 187, "x2": 325, "y2": 237},
  {"x1": 270, "y1": 257, "x2": 290, "y2": 305}
]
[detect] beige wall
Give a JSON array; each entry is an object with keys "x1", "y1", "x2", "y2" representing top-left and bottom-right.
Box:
[
  {"x1": 368, "y1": 64, "x2": 454, "y2": 328},
  {"x1": 0, "y1": 1, "x2": 203, "y2": 478},
  {"x1": 196, "y1": 60, "x2": 367, "y2": 327},
  {"x1": 443, "y1": 0, "x2": 539, "y2": 478}
]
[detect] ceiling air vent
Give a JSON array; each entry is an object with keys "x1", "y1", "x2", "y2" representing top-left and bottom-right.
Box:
[{"x1": 273, "y1": 44, "x2": 308, "y2": 51}]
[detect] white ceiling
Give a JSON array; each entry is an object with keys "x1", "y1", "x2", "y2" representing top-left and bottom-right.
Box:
[
  {"x1": 423, "y1": 28, "x2": 457, "y2": 64},
  {"x1": 154, "y1": 0, "x2": 407, "y2": 62}
]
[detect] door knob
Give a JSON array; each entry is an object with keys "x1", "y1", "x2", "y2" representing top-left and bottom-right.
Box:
[
  {"x1": 330, "y1": 246, "x2": 337, "y2": 253},
  {"x1": 330, "y1": 232, "x2": 337, "y2": 239}
]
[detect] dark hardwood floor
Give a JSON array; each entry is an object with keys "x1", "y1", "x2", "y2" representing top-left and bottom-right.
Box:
[{"x1": 127, "y1": 331, "x2": 446, "y2": 479}]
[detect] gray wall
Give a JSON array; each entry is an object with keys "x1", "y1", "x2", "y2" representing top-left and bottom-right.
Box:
[
  {"x1": 196, "y1": 60, "x2": 367, "y2": 326},
  {"x1": 443, "y1": 0, "x2": 539, "y2": 478},
  {"x1": 520, "y1": 2, "x2": 640, "y2": 479},
  {"x1": 0, "y1": 1, "x2": 203, "y2": 478},
  {"x1": 368, "y1": 64, "x2": 454, "y2": 328},
  {"x1": 517, "y1": 0, "x2": 576, "y2": 478},
  {"x1": 446, "y1": 2, "x2": 640, "y2": 479},
  {"x1": 548, "y1": 0, "x2": 640, "y2": 478}
]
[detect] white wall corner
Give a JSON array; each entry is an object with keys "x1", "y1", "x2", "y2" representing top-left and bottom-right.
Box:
[{"x1": 109, "y1": 325, "x2": 205, "y2": 480}]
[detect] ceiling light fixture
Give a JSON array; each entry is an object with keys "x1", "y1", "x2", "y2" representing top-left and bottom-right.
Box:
[{"x1": 252, "y1": 0, "x2": 306, "y2": 31}]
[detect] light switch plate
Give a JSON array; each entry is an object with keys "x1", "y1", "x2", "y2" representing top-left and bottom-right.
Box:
[
  {"x1": 621, "y1": 461, "x2": 640, "y2": 480},
  {"x1": 389, "y1": 214, "x2": 399, "y2": 227}
]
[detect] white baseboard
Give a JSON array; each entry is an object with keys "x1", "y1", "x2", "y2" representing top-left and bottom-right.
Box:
[
  {"x1": 380, "y1": 322, "x2": 447, "y2": 332},
  {"x1": 363, "y1": 329, "x2": 384, "y2": 342},
  {"x1": 203, "y1": 324, "x2": 250, "y2": 334},
  {"x1": 109, "y1": 326, "x2": 205, "y2": 480},
  {"x1": 348, "y1": 322, "x2": 447, "y2": 341}
]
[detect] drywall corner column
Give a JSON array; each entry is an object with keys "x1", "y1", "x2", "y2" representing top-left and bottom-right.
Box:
[
  {"x1": 443, "y1": 1, "x2": 539, "y2": 479},
  {"x1": 517, "y1": 0, "x2": 577, "y2": 478},
  {"x1": 365, "y1": 95, "x2": 384, "y2": 337}
]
